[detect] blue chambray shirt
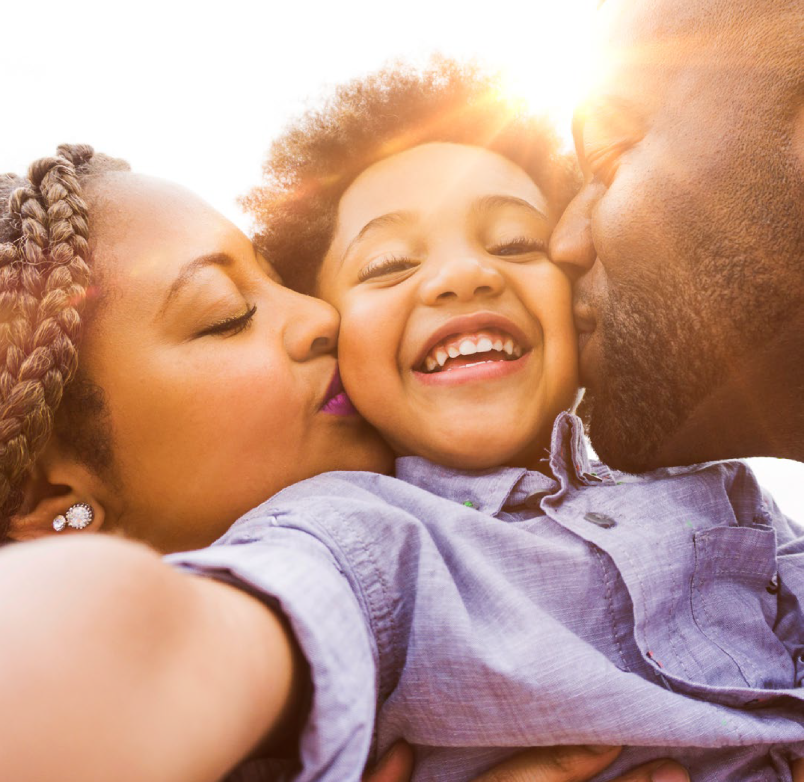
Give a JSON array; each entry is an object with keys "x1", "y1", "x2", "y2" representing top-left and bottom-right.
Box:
[{"x1": 168, "y1": 413, "x2": 804, "y2": 782}]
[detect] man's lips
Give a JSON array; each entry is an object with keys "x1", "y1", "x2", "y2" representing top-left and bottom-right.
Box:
[{"x1": 320, "y1": 366, "x2": 358, "y2": 416}]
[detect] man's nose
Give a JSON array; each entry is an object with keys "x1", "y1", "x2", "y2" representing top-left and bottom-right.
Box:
[
  {"x1": 549, "y1": 183, "x2": 602, "y2": 281},
  {"x1": 418, "y1": 254, "x2": 504, "y2": 306}
]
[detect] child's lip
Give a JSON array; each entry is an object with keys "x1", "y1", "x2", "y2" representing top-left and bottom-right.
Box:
[
  {"x1": 413, "y1": 351, "x2": 531, "y2": 386},
  {"x1": 412, "y1": 311, "x2": 531, "y2": 369},
  {"x1": 320, "y1": 366, "x2": 359, "y2": 416}
]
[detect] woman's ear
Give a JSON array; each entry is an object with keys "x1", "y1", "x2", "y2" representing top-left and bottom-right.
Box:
[{"x1": 9, "y1": 440, "x2": 107, "y2": 541}]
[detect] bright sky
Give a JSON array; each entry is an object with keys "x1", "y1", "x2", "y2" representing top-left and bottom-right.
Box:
[{"x1": 3, "y1": 0, "x2": 802, "y2": 523}]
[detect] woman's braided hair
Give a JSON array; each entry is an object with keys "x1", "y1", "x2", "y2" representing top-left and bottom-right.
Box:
[
  {"x1": 0, "y1": 144, "x2": 126, "y2": 540},
  {"x1": 243, "y1": 58, "x2": 580, "y2": 294}
]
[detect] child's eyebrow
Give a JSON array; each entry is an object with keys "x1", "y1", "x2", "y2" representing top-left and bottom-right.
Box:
[
  {"x1": 472, "y1": 195, "x2": 549, "y2": 222},
  {"x1": 340, "y1": 210, "x2": 415, "y2": 262}
]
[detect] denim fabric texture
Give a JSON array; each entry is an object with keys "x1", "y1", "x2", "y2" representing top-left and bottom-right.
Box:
[{"x1": 168, "y1": 412, "x2": 804, "y2": 782}]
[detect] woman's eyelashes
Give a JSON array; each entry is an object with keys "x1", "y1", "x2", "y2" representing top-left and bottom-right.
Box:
[{"x1": 196, "y1": 304, "x2": 258, "y2": 338}]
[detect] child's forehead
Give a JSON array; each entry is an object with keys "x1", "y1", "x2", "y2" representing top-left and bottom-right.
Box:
[{"x1": 334, "y1": 143, "x2": 549, "y2": 238}]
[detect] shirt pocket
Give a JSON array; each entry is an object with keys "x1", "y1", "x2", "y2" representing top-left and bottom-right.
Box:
[{"x1": 690, "y1": 525, "x2": 795, "y2": 689}]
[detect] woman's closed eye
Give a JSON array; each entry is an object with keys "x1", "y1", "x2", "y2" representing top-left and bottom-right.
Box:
[
  {"x1": 196, "y1": 304, "x2": 257, "y2": 338},
  {"x1": 358, "y1": 255, "x2": 419, "y2": 283},
  {"x1": 488, "y1": 236, "x2": 548, "y2": 257}
]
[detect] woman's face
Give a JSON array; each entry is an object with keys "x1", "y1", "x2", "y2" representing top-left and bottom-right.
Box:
[
  {"x1": 318, "y1": 143, "x2": 578, "y2": 470},
  {"x1": 81, "y1": 173, "x2": 391, "y2": 552}
]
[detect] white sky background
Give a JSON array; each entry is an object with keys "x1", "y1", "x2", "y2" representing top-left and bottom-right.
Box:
[{"x1": 2, "y1": 0, "x2": 802, "y2": 523}]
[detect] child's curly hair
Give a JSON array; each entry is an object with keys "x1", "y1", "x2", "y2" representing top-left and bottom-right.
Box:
[{"x1": 243, "y1": 57, "x2": 580, "y2": 294}]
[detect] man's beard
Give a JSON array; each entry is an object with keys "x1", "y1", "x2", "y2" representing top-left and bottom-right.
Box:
[{"x1": 582, "y1": 276, "x2": 727, "y2": 473}]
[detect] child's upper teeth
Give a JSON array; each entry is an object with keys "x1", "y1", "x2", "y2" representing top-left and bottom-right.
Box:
[
  {"x1": 477, "y1": 337, "x2": 493, "y2": 352},
  {"x1": 419, "y1": 329, "x2": 526, "y2": 373}
]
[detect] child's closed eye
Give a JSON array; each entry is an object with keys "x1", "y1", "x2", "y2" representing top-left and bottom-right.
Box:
[
  {"x1": 358, "y1": 255, "x2": 419, "y2": 282},
  {"x1": 488, "y1": 236, "x2": 549, "y2": 257}
]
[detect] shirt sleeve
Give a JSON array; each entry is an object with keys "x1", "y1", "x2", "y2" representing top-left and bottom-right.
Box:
[{"x1": 165, "y1": 517, "x2": 377, "y2": 782}]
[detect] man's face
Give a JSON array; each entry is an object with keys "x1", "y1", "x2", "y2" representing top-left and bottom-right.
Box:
[{"x1": 550, "y1": 0, "x2": 804, "y2": 471}]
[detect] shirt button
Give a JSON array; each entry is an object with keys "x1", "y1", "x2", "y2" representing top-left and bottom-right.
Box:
[
  {"x1": 766, "y1": 574, "x2": 781, "y2": 594},
  {"x1": 584, "y1": 511, "x2": 617, "y2": 529}
]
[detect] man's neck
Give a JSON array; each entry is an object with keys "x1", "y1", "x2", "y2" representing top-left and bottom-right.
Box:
[{"x1": 654, "y1": 310, "x2": 804, "y2": 465}]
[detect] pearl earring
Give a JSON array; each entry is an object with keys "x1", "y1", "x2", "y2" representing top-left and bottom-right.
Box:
[{"x1": 52, "y1": 503, "x2": 94, "y2": 532}]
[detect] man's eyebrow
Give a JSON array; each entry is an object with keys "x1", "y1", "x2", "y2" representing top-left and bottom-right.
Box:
[
  {"x1": 473, "y1": 195, "x2": 549, "y2": 222},
  {"x1": 340, "y1": 210, "x2": 414, "y2": 262},
  {"x1": 159, "y1": 252, "x2": 235, "y2": 316}
]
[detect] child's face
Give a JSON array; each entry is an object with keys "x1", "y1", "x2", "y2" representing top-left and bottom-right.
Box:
[{"x1": 318, "y1": 143, "x2": 578, "y2": 470}]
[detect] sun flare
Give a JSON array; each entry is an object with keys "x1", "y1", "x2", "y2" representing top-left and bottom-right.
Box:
[{"x1": 494, "y1": 0, "x2": 600, "y2": 148}]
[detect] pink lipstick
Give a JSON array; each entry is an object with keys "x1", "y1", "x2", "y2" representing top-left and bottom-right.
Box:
[{"x1": 321, "y1": 367, "x2": 358, "y2": 416}]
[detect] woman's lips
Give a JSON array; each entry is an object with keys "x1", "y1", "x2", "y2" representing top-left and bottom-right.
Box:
[{"x1": 320, "y1": 367, "x2": 359, "y2": 416}]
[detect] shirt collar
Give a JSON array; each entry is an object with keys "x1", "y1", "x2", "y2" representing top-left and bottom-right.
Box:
[
  {"x1": 395, "y1": 411, "x2": 608, "y2": 516},
  {"x1": 395, "y1": 457, "x2": 557, "y2": 516}
]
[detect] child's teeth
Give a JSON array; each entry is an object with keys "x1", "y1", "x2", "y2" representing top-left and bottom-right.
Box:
[
  {"x1": 436, "y1": 348, "x2": 448, "y2": 367},
  {"x1": 425, "y1": 356, "x2": 437, "y2": 372},
  {"x1": 493, "y1": 339, "x2": 503, "y2": 351},
  {"x1": 459, "y1": 339, "x2": 477, "y2": 356},
  {"x1": 477, "y1": 337, "x2": 493, "y2": 352},
  {"x1": 447, "y1": 346, "x2": 459, "y2": 359},
  {"x1": 503, "y1": 339, "x2": 514, "y2": 355},
  {"x1": 513, "y1": 344, "x2": 523, "y2": 358}
]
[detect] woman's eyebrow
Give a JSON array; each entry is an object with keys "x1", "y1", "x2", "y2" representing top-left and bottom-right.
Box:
[
  {"x1": 159, "y1": 253, "x2": 235, "y2": 316},
  {"x1": 473, "y1": 195, "x2": 548, "y2": 222}
]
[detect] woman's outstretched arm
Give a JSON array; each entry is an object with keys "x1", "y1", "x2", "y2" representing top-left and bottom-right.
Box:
[{"x1": 0, "y1": 535, "x2": 301, "y2": 782}]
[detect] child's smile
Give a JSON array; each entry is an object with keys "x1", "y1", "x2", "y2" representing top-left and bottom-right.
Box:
[
  {"x1": 413, "y1": 313, "x2": 530, "y2": 385},
  {"x1": 318, "y1": 142, "x2": 579, "y2": 471}
]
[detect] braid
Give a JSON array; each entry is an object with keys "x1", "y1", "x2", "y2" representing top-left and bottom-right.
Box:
[{"x1": 0, "y1": 145, "x2": 97, "y2": 536}]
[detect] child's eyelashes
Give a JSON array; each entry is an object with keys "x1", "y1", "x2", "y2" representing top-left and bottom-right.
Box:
[
  {"x1": 488, "y1": 237, "x2": 548, "y2": 257},
  {"x1": 355, "y1": 237, "x2": 547, "y2": 284},
  {"x1": 358, "y1": 256, "x2": 419, "y2": 282}
]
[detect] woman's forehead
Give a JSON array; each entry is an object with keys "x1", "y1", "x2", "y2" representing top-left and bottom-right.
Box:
[{"x1": 85, "y1": 173, "x2": 248, "y2": 284}]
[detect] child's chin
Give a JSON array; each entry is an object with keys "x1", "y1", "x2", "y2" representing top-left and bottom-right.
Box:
[{"x1": 423, "y1": 437, "x2": 527, "y2": 472}]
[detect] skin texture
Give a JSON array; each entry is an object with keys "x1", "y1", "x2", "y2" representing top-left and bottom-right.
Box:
[
  {"x1": 549, "y1": 0, "x2": 804, "y2": 471},
  {"x1": 13, "y1": 173, "x2": 392, "y2": 553},
  {"x1": 318, "y1": 143, "x2": 578, "y2": 471}
]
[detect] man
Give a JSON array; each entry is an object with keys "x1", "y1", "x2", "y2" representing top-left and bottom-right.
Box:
[{"x1": 550, "y1": 0, "x2": 804, "y2": 472}]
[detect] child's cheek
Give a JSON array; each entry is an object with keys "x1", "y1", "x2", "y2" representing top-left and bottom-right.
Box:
[{"x1": 336, "y1": 295, "x2": 399, "y2": 428}]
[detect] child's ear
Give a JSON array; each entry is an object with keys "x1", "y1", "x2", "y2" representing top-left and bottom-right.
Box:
[{"x1": 8, "y1": 440, "x2": 107, "y2": 541}]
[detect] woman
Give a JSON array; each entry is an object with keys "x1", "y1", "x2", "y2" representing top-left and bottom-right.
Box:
[{"x1": 0, "y1": 146, "x2": 692, "y2": 782}]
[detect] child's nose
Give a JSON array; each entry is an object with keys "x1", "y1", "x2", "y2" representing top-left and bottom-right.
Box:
[{"x1": 418, "y1": 255, "x2": 504, "y2": 306}]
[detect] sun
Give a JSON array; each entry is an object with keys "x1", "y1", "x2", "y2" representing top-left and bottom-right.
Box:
[{"x1": 493, "y1": 0, "x2": 600, "y2": 149}]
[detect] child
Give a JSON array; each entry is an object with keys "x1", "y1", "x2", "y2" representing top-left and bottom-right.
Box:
[{"x1": 170, "y1": 61, "x2": 804, "y2": 780}]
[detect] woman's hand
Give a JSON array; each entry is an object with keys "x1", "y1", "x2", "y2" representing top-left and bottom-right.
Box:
[{"x1": 364, "y1": 743, "x2": 691, "y2": 782}]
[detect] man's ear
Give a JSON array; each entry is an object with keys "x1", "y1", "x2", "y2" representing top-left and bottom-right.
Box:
[{"x1": 8, "y1": 439, "x2": 107, "y2": 541}]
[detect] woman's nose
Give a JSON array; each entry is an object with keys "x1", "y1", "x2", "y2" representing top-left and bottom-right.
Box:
[
  {"x1": 549, "y1": 183, "x2": 602, "y2": 281},
  {"x1": 282, "y1": 288, "x2": 340, "y2": 362},
  {"x1": 418, "y1": 254, "x2": 504, "y2": 306}
]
